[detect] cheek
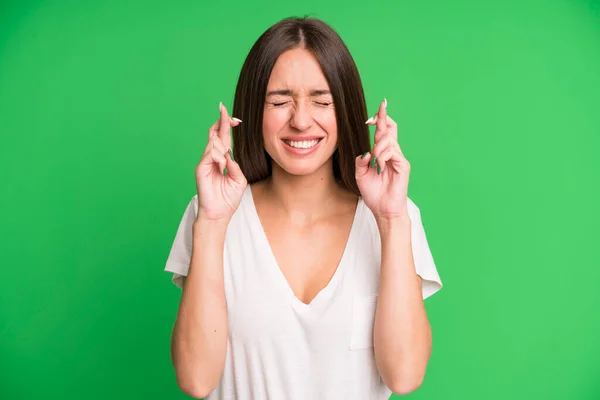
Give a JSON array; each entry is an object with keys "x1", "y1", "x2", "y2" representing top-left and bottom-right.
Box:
[
  {"x1": 262, "y1": 110, "x2": 289, "y2": 139},
  {"x1": 315, "y1": 110, "x2": 338, "y2": 139}
]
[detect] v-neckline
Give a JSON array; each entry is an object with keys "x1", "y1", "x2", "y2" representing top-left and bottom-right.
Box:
[{"x1": 243, "y1": 185, "x2": 364, "y2": 309}]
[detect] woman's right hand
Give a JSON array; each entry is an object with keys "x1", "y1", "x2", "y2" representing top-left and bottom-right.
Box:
[{"x1": 195, "y1": 102, "x2": 247, "y2": 223}]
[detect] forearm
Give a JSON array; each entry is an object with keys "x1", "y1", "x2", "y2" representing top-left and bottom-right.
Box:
[
  {"x1": 171, "y1": 219, "x2": 229, "y2": 398},
  {"x1": 373, "y1": 216, "x2": 431, "y2": 395}
]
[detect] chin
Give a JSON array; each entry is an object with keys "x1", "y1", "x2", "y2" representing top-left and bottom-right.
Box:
[
  {"x1": 279, "y1": 162, "x2": 325, "y2": 177},
  {"x1": 275, "y1": 151, "x2": 338, "y2": 176}
]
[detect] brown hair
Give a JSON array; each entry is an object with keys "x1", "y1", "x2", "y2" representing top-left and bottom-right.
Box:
[{"x1": 231, "y1": 16, "x2": 371, "y2": 196}]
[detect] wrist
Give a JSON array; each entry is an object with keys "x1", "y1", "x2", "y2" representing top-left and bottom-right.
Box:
[
  {"x1": 375, "y1": 214, "x2": 411, "y2": 236},
  {"x1": 193, "y1": 217, "x2": 230, "y2": 237}
]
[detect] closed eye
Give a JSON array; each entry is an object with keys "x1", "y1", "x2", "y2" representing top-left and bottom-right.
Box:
[{"x1": 267, "y1": 100, "x2": 332, "y2": 107}]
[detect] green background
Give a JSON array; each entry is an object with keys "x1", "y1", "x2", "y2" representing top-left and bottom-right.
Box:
[{"x1": 1, "y1": 0, "x2": 599, "y2": 399}]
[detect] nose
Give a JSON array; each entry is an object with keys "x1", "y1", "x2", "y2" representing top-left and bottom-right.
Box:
[{"x1": 289, "y1": 102, "x2": 312, "y2": 131}]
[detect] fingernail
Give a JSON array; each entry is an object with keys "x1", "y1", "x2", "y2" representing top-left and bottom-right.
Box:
[
  {"x1": 228, "y1": 149, "x2": 234, "y2": 161},
  {"x1": 384, "y1": 98, "x2": 387, "y2": 109},
  {"x1": 231, "y1": 117, "x2": 242, "y2": 123},
  {"x1": 219, "y1": 102, "x2": 223, "y2": 112},
  {"x1": 365, "y1": 116, "x2": 377, "y2": 124},
  {"x1": 377, "y1": 165, "x2": 381, "y2": 175},
  {"x1": 370, "y1": 156, "x2": 377, "y2": 168},
  {"x1": 361, "y1": 152, "x2": 369, "y2": 159},
  {"x1": 223, "y1": 167, "x2": 228, "y2": 176}
]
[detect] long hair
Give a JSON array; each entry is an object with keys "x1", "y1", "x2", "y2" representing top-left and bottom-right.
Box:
[{"x1": 231, "y1": 17, "x2": 371, "y2": 196}]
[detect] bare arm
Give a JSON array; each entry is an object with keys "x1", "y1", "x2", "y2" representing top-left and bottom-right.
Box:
[
  {"x1": 373, "y1": 216, "x2": 431, "y2": 395},
  {"x1": 170, "y1": 219, "x2": 229, "y2": 399}
]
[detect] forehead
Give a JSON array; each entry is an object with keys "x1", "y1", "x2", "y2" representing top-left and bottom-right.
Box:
[{"x1": 267, "y1": 48, "x2": 330, "y2": 91}]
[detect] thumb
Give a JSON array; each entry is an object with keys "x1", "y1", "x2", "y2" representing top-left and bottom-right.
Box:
[
  {"x1": 355, "y1": 151, "x2": 372, "y2": 179},
  {"x1": 224, "y1": 149, "x2": 246, "y2": 185}
]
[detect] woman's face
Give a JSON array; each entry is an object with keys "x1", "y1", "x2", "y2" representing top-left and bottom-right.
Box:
[{"x1": 262, "y1": 47, "x2": 338, "y2": 177}]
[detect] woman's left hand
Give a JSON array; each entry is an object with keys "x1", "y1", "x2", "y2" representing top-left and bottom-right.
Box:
[{"x1": 355, "y1": 99, "x2": 411, "y2": 221}]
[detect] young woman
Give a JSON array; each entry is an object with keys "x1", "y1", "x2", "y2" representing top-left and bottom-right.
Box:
[{"x1": 164, "y1": 16, "x2": 443, "y2": 400}]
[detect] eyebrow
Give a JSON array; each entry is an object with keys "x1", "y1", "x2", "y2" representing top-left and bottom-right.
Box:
[{"x1": 266, "y1": 89, "x2": 331, "y2": 97}]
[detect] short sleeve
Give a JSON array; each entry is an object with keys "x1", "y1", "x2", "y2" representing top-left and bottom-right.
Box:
[
  {"x1": 407, "y1": 198, "x2": 443, "y2": 300},
  {"x1": 164, "y1": 195, "x2": 199, "y2": 289}
]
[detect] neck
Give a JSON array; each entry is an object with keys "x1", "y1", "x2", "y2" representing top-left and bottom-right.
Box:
[{"x1": 262, "y1": 161, "x2": 346, "y2": 219}]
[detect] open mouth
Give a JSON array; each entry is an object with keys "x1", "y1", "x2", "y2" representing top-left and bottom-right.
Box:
[{"x1": 282, "y1": 138, "x2": 323, "y2": 149}]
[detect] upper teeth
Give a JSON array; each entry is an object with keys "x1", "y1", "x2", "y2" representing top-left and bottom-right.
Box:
[{"x1": 287, "y1": 139, "x2": 319, "y2": 149}]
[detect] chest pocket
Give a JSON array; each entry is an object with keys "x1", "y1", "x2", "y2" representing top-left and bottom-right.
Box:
[{"x1": 349, "y1": 294, "x2": 378, "y2": 350}]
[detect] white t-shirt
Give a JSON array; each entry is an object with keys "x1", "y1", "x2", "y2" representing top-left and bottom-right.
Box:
[{"x1": 164, "y1": 185, "x2": 443, "y2": 400}]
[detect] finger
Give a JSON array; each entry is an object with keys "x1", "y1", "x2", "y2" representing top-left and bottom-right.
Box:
[
  {"x1": 371, "y1": 135, "x2": 392, "y2": 159},
  {"x1": 376, "y1": 98, "x2": 387, "y2": 129},
  {"x1": 201, "y1": 147, "x2": 227, "y2": 174},
  {"x1": 396, "y1": 140, "x2": 405, "y2": 159},
  {"x1": 217, "y1": 102, "x2": 242, "y2": 149},
  {"x1": 203, "y1": 136, "x2": 214, "y2": 156},
  {"x1": 386, "y1": 136, "x2": 404, "y2": 159},
  {"x1": 374, "y1": 100, "x2": 388, "y2": 143},
  {"x1": 378, "y1": 146, "x2": 407, "y2": 174},
  {"x1": 387, "y1": 115, "x2": 398, "y2": 141},
  {"x1": 203, "y1": 135, "x2": 226, "y2": 157},
  {"x1": 373, "y1": 130, "x2": 400, "y2": 156},
  {"x1": 376, "y1": 146, "x2": 393, "y2": 173},
  {"x1": 209, "y1": 116, "x2": 240, "y2": 138},
  {"x1": 218, "y1": 102, "x2": 231, "y2": 148},
  {"x1": 212, "y1": 135, "x2": 227, "y2": 154},
  {"x1": 355, "y1": 151, "x2": 372, "y2": 178},
  {"x1": 223, "y1": 150, "x2": 247, "y2": 185},
  {"x1": 373, "y1": 147, "x2": 390, "y2": 174},
  {"x1": 364, "y1": 97, "x2": 387, "y2": 124},
  {"x1": 365, "y1": 114, "x2": 396, "y2": 131},
  {"x1": 204, "y1": 135, "x2": 228, "y2": 158},
  {"x1": 208, "y1": 119, "x2": 220, "y2": 139}
]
